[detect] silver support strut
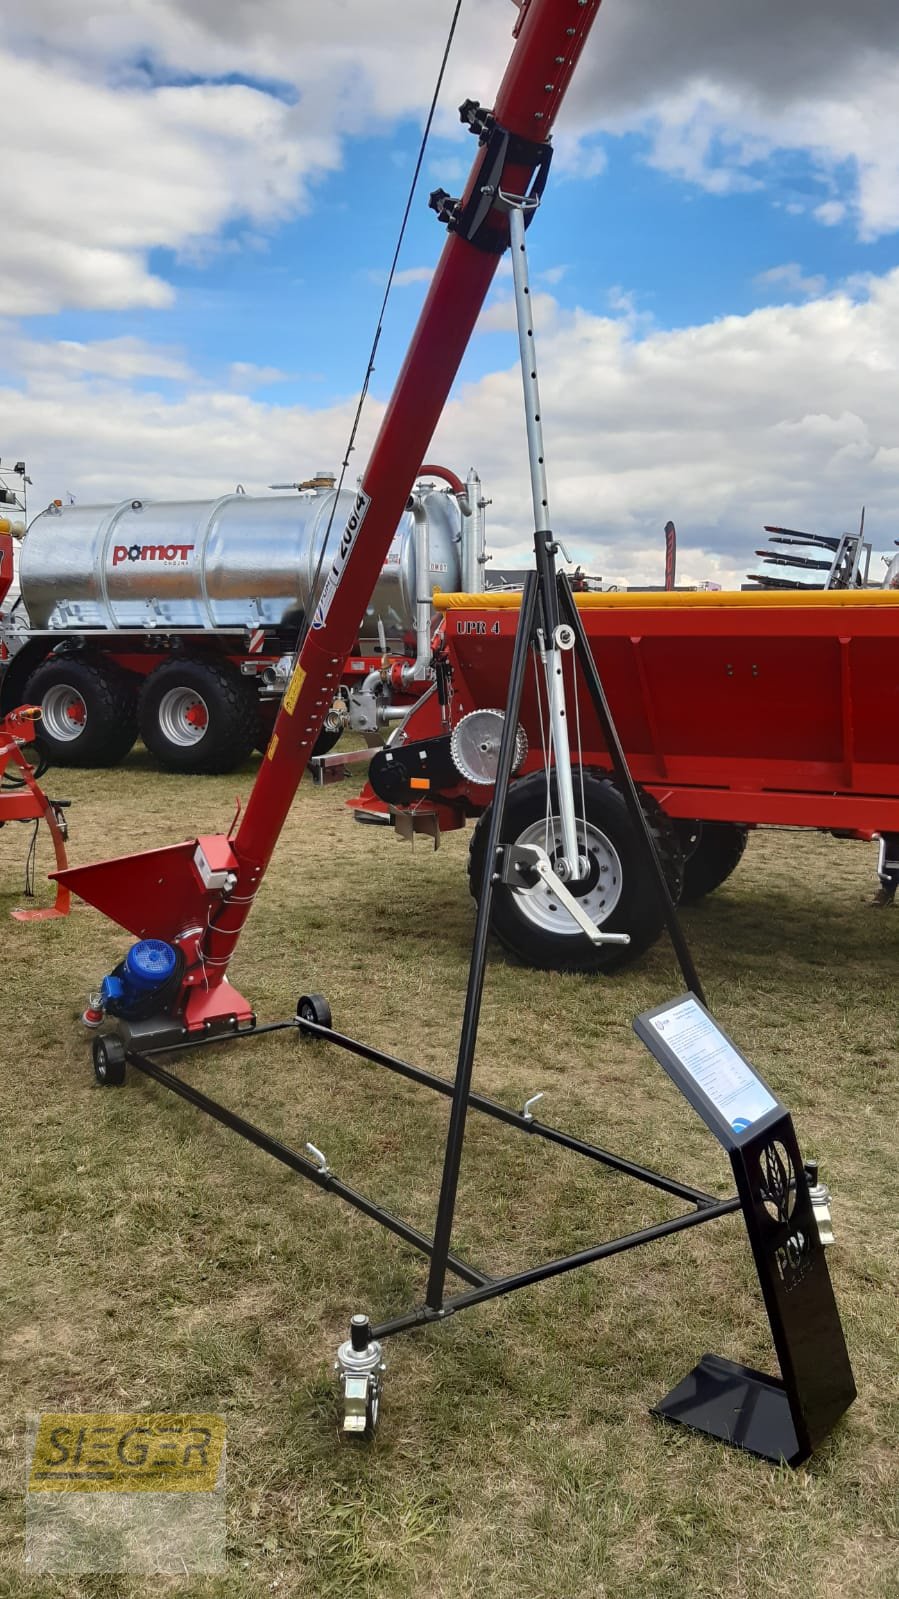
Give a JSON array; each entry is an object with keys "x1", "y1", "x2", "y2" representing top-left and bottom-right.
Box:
[{"x1": 505, "y1": 196, "x2": 582, "y2": 880}]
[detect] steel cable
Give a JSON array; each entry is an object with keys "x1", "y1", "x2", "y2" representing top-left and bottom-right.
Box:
[{"x1": 296, "y1": 0, "x2": 466, "y2": 654}]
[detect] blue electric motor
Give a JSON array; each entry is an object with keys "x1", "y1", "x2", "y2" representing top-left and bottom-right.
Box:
[{"x1": 100, "y1": 939, "x2": 178, "y2": 1016}]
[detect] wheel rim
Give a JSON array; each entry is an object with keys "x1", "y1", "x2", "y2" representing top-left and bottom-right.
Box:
[
  {"x1": 511, "y1": 817, "x2": 623, "y2": 936},
  {"x1": 42, "y1": 684, "x2": 87, "y2": 742},
  {"x1": 157, "y1": 686, "x2": 209, "y2": 747}
]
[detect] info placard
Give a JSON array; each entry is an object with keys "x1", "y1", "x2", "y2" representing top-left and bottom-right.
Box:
[
  {"x1": 634, "y1": 992, "x2": 855, "y2": 1462},
  {"x1": 635, "y1": 994, "x2": 781, "y2": 1146}
]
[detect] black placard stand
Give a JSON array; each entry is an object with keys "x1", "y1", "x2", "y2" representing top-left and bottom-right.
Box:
[{"x1": 635, "y1": 996, "x2": 856, "y2": 1465}]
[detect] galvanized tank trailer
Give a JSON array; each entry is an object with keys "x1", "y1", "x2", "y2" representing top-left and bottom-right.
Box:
[{"x1": 1, "y1": 467, "x2": 486, "y2": 773}]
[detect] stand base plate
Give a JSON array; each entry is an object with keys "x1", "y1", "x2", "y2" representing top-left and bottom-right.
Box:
[{"x1": 653, "y1": 1352, "x2": 805, "y2": 1466}]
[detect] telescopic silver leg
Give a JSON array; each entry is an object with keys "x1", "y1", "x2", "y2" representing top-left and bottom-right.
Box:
[{"x1": 505, "y1": 198, "x2": 582, "y2": 879}]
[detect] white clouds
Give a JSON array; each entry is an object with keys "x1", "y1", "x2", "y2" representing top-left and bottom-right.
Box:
[
  {"x1": 633, "y1": 69, "x2": 899, "y2": 239},
  {"x1": 477, "y1": 290, "x2": 562, "y2": 336},
  {"x1": 6, "y1": 270, "x2": 899, "y2": 589},
  {"x1": 429, "y1": 270, "x2": 899, "y2": 584},
  {"x1": 563, "y1": 3, "x2": 899, "y2": 238},
  {"x1": 0, "y1": 360, "x2": 378, "y2": 510},
  {"x1": 0, "y1": 49, "x2": 338, "y2": 315},
  {"x1": 0, "y1": 0, "x2": 513, "y2": 315},
  {"x1": 814, "y1": 201, "x2": 847, "y2": 227},
  {"x1": 228, "y1": 362, "x2": 291, "y2": 388},
  {"x1": 3, "y1": 0, "x2": 899, "y2": 324},
  {"x1": 3, "y1": 0, "x2": 899, "y2": 327},
  {"x1": 754, "y1": 264, "x2": 827, "y2": 300},
  {"x1": 367, "y1": 267, "x2": 435, "y2": 290}
]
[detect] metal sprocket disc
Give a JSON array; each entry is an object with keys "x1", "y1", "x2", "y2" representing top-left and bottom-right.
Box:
[{"x1": 450, "y1": 708, "x2": 528, "y2": 785}]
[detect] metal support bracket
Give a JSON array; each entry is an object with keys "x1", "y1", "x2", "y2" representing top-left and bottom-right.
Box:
[
  {"x1": 499, "y1": 843, "x2": 631, "y2": 946},
  {"x1": 429, "y1": 117, "x2": 553, "y2": 252}
]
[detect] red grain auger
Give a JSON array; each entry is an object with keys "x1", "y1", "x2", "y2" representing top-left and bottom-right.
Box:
[{"x1": 48, "y1": 1, "x2": 855, "y2": 1457}]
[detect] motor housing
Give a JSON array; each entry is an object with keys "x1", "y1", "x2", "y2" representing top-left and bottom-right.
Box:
[{"x1": 100, "y1": 939, "x2": 179, "y2": 1018}]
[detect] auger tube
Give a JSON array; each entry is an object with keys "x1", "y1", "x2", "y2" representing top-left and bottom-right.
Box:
[{"x1": 54, "y1": 0, "x2": 607, "y2": 1034}]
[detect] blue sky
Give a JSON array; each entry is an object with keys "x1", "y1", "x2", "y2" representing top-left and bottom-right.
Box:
[
  {"x1": 26, "y1": 125, "x2": 895, "y2": 406},
  {"x1": 3, "y1": 0, "x2": 899, "y2": 585}
]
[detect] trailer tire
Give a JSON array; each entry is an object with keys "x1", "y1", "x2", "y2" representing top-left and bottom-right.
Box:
[
  {"x1": 679, "y1": 821, "x2": 749, "y2": 904},
  {"x1": 22, "y1": 657, "x2": 139, "y2": 767},
  {"x1": 313, "y1": 725, "x2": 344, "y2": 758},
  {"x1": 253, "y1": 719, "x2": 343, "y2": 761},
  {"x1": 468, "y1": 769, "x2": 683, "y2": 973},
  {"x1": 138, "y1": 659, "x2": 258, "y2": 774}
]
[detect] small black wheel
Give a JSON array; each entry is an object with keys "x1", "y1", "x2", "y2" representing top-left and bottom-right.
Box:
[
  {"x1": 93, "y1": 1035, "x2": 126, "y2": 1086},
  {"x1": 679, "y1": 821, "x2": 749, "y2": 903},
  {"x1": 297, "y1": 993, "x2": 332, "y2": 1033}
]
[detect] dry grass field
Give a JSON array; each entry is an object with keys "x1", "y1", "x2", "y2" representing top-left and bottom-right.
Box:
[{"x1": 1, "y1": 744, "x2": 897, "y2": 1598}]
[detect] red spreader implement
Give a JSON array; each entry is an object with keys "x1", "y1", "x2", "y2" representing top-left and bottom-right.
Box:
[
  {"x1": 0, "y1": 708, "x2": 70, "y2": 921},
  {"x1": 354, "y1": 585, "x2": 899, "y2": 969}
]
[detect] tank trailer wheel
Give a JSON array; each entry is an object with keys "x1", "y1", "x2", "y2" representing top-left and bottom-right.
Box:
[
  {"x1": 23, "y1": 657, "x2": 139, "y2": 768},
  {"x1": 679, "y1": 821, "x2": 749, "y2": 904},
  {"x1": 296, "y1": 993, "x2": 332, "y2": 1034},
  {"x1": 138, "y1": 658, "x2": 258, "y2": 775},
  {"x1": 93, "y1": 1035, "x2": 126, "y2": 1087},
  {"x1": 468, "y1": 769, "x2": 683, "y2": 973}
]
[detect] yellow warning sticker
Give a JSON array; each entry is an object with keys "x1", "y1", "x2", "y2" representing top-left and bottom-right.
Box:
[
  {"x1": 282, "y1": 664, "x2": 306, "y2": 717},
  {"x1": 28, "y1": 1413, "x2": 226, "y2": 1494},
  {"x1": 266, "y1": 733, "x2": 279, "y2": 761}
]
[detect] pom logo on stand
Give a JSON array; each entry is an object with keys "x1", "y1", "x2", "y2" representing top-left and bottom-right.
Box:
[{"x1": 111, "y1": 543, "x2": 195, "y2": 567}]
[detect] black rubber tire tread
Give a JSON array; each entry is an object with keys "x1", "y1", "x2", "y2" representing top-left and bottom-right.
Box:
[
  {"x1": 297, "y1": 992, "x2": 333, "y2": 1030},
  {"x1": 312, "y1": 725, "x2": 344, "y2": 759},
  {"x1": 680, "y1": 821, "x2": 749, "y2": 904},
  {"x1": 253, "y1": 718, "x2": 340, "y2": 760},
  {"x1": 93, "y1": 1036, "x2": 126, "y2": 1086},
  {"x1": 23, "y1": 656, "x2": 138, "y2": 767},
  {"x1": 467, "y1": 767, "x2": 683, "y2": 974},
  {"x1": 138, "y1": 658, "x2": 259, "y2": 775}
]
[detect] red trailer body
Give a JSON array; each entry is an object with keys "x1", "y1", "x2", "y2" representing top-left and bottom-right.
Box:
[{"x1": 356, "y1": 586, "x2": 899, "y2": 840}]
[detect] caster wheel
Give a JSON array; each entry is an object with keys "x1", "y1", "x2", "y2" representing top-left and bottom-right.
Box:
[
  {"x1": 338, "y1": 1371, "x2": 382, "y2": 1440},
  {"x1": 336, "y1": 1316, "x2": 383, "y2": 1438},
  {"x1": 297, "y1": 993, "x2": 332, "y2": 1034},
  {"x1": 93, "y1": 1035, "x2": 126, "y2": 1086}
]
